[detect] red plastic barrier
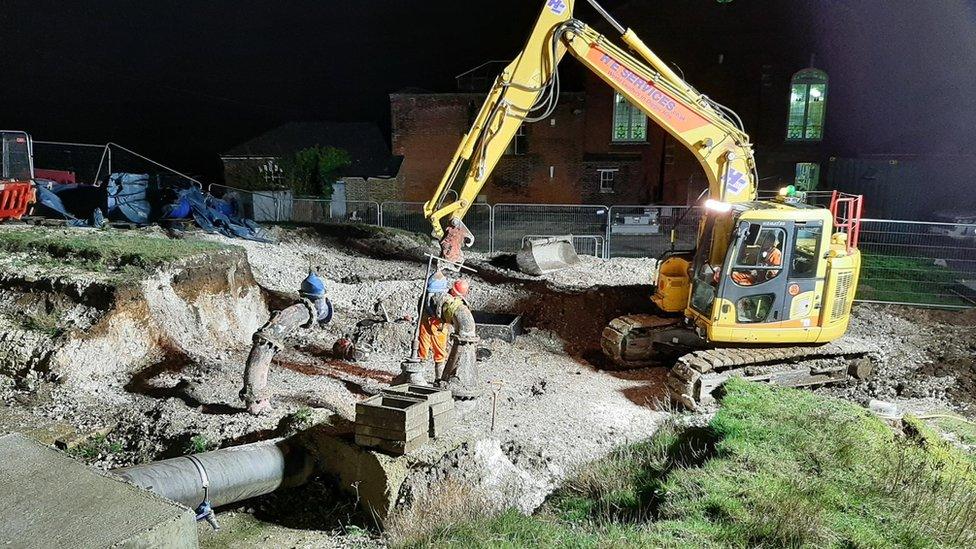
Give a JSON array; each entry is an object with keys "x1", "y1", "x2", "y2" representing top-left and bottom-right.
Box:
[{"x1": 0, "y1": 183, "x2": 36, "y2": 221}]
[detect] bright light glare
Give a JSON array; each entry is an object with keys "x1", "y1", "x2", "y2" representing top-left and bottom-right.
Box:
[
  {"x1": 704, "y1": 199, "x2": 732, "y2": 212},
  {"x1": 810, "y1": 88, "x2": 822, "y2": 99}
]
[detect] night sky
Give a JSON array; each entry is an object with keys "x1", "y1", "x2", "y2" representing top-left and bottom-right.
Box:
[{"x1": 3, "y1": 0, "x2": 975, "y2": 181}]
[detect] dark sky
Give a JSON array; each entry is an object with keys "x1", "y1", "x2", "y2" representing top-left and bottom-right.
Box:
[
  {"x1": 1, "y1": 0, "x2": 621, "y2": 178},
  {"x1": 3, "y1": 0, "x2": 975, "y2": 180}
]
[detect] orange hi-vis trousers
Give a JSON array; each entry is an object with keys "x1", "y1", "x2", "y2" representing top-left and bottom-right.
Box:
[{"x1": 418, "y1": 315, "x2": 448, "y2": 363}]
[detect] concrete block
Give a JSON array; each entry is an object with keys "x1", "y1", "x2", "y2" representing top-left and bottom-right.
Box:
[
  {"x1": 298, "y1": 424, "x2": 410, "y2": 525},
  {"x1": 386, "y1": 384, "x2": 453, "y2": 406},
  {"x1": 383, "y1": 385, "x2": 456, "y2": 438},
  {"x1": 354, "y1": 422, "x2": 427, "y2": 442},
  {"x1": 355, "y1": 431, "x2": 429, "y2": 456},
  {"x1": 355, "y1": 394, "x2": 428, "y2": 429},
  {"x1": 0, "y1": 433, "x2": 197, "y2": 548},
  {"x1": 431, "y1": 409, "x2": 457, "y2": 438}
]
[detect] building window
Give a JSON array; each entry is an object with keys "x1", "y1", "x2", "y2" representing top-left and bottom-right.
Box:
[
  {"x1": 794, "y1": 162, "x2": 820, "y2": 191},
  {"x1": 612, "y1": 93, "x2": 647, "y2": 142},
  {"x1": 505, "y1": 126, "x2": 527, "y2": 155},
  {"x1": 259, "y1": 159, "x2": 284, "y2": 184},
  {"x1": 599, "y1": 169, "x2": 617, "y2": 193},
  {"x1": 787, "y1": 68, "x2": 828, "y2": 141}
]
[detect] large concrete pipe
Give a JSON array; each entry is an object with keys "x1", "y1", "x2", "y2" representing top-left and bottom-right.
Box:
[
  {"x1": 442, "y1": 302, "x2": 483, "y2": 398},
  {"x1": 112, "y1": 438, "x2": 315, "y2": 511}
]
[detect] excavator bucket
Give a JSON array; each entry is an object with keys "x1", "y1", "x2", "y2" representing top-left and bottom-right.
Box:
[{"x1": 516, "y1": 236, "x2": 580, "y2": 275}]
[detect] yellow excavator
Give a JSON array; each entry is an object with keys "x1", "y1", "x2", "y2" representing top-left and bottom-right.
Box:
[{"x1": 424, "y1": 0, "x2": 872, "y2": 409}]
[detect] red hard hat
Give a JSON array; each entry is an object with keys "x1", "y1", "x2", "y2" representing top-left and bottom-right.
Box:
[{"x1": 450, "y1": 279, "x2": 470, "y2": 297}]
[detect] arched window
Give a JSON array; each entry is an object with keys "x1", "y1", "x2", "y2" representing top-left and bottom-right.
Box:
[{"x1": 787, "y1": 68, "x2": 828, "y2": 141}]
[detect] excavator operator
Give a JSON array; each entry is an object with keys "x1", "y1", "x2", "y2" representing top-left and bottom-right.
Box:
[{"x1": 731, "y1": 233, "x2": 782, "y2": 286}]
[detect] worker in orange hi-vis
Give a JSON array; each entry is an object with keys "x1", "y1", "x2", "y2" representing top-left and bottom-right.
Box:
[
  {"x1": 418, "y1": 273, "x2": 472, "y2": 380},
  {"x1": 731, "y1": 234, "x2": 783, "y2": 286}
]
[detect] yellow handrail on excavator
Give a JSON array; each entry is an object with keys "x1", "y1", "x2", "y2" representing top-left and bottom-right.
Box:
[{"x1": 425, "y1": 0, "x2": 757, "y2": 240}]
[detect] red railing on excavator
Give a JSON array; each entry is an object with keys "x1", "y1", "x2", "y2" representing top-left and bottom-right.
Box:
[{"x1": 829, "y1": 190, "x2": 863, "y2": 251}]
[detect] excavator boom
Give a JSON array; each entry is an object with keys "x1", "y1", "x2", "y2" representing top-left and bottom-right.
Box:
[{"x1": 425, "y1": 0, "x2": 757, "y2": 239}]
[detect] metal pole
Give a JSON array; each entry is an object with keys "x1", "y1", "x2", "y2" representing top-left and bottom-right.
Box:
[{"x1": 585, "y1": 0, "x2": 626, "y2": 34}]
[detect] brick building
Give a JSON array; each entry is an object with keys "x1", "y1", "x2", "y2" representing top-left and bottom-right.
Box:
[{"x1": 386, "y1": 0, "x2": 826, "y2": 207}]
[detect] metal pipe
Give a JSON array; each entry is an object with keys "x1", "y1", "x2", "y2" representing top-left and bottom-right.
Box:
[{"x1": 112, "y1": 438, "x2": 314, "y2": 509}]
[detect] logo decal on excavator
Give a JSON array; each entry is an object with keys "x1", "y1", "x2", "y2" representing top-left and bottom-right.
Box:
[
  {"x1": 588, "y1": 47, "x2": 708, "y2": 133},
  {"x1": 725, "y1": 167, "x2": 749, "y2": 195},
  {"x1": 547, "y1": 0, "x2": 568, "y2": 15}
]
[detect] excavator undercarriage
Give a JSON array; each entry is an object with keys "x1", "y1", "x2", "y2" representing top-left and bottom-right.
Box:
[{"x1": 602, "y1": 314, "x2": 876, "y2": 410}]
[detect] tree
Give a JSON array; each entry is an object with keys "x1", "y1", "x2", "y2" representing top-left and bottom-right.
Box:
[{"x1": 280, "y1": 146, "x2": 351, "y2": 198}]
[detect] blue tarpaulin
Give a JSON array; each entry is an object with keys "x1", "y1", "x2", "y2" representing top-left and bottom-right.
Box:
[
  {"x1": 33, "y1": 173, "x2": 267, "y2": 242},
  {"x1": 107, "y1": 173, "x2": 151, "y2": 224},
  {"x1": 161, "y1": 186, "x2": 269, "y2": 242}
]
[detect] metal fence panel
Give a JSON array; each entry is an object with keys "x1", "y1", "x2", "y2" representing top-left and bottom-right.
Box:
[
  {"x1": 522, "y1": 234, "x2": 604, "y2": 257},
  {"x1": 607, "y1": 205, "x2": 702, "y2": 258},
  {"x1": 381, "y1": 202, "x2": 492, "y2": 252},
  {"x1": 856, "y1": 218, "x2": 976, "y2": 307},
  {"x1": 291, "y1": 199, "x2": 380, "y2": 225},
  {"x1": 492, "y1": 204, "x2": 609, "y2": 255}
]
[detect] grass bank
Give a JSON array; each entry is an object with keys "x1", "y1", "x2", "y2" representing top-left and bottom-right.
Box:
[
  {"x1": 392, "y1": 379, "x2": 976, "y2": 548},
  {"x1": 0, "y1": 227, "x2": 230, "y2": 278}
]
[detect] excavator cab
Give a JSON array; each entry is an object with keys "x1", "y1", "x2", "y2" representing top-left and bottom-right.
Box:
[
  {"x1": 680, "y1": 199, "x2": 859, "y2": 346},
  {"x1": 0, "y1": 131, "x2": 36, "y2": 221}
]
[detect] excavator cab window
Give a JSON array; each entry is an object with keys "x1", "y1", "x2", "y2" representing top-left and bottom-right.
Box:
[
  {"x1": 731, "y1": 224, "x2": 785, "y2": 287},
  {"x1": 689, "y1": 213, "x2": 735, "y2": 315},
  {"x1": 790, "y1": 222, "x2": 823, "y2": 278}
]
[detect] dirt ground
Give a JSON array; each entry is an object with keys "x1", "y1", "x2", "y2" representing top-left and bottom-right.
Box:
[{"x1": 2, "y1": 224, "x2": 976, "y2": 547}]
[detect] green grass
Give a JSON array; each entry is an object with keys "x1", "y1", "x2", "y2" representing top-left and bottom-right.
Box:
[
  {"x1": 66, "y1": 434, "x2": 123, "y2": 460},
  {"x1": 396, "y1": 380, "x2": 976, "y2": 548},
  {"x1": 0, "y1": 228, "x2": 229, "y2": 279},
  {"x1": 858, "y1": 252, "x2": 969, "y2": 307},
  {"x1": 185, "y1": 434, "x2": 211, "y2": 455}
]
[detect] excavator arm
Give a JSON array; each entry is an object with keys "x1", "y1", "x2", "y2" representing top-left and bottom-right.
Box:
[{"x1": 425, "y1": 0, "x2": 757, "y2": 241}]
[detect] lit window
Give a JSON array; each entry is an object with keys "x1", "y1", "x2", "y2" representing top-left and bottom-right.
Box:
[
  {"x1": 787, "y1": 68, "x2": 828, "y2": 141},
  {"x1": 505, "y1": 126, "x2": 527, "y2": 155},
  {"x1": 794, "y1": 162, "x2": 820, "y2": 191},
  {"x1": 259, "y1": 159, "x2": 284, "y2": 184},
  {"x1": 612, "y1": 93, "x2": 647, "y2": 142},
  {"x1": 599, "y1": 169, "x2": 617, "y2": 193}
]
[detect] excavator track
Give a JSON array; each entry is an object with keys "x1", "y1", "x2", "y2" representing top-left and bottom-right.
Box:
[
  {"x1": 601, "y1": 315, "x2": 877, "y2": 410},
  {"x1": 600, "y1": 314, "x2": 688, "y2": 369},
  {"x1": 667, "y1": 338, "x2": 877, "y2": 411}
]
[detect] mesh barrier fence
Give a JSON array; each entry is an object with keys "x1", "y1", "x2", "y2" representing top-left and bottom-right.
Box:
[
  {"x1": 492, "y1": 204, "x2": 609, "y2": 256},
  {"x1": 607, "y1": 205, "x2": 702, "y2": 258},
  {"x1": 380, "y1": 202, "x2": 492, "y2": 252},
  {"x1": 857, "y1": 218, "x2": 976, "y2": 307}
]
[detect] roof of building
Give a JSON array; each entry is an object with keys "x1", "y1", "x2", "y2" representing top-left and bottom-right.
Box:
[{"x1": 222, "y1": 121, "x2": 402, "y2": 178}]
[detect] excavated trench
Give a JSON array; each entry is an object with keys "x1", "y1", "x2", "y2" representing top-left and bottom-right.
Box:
[{"x1": 5, "y1": 225, "x2": 976, "y2": 546}]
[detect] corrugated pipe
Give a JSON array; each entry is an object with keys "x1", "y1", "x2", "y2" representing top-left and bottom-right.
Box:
[{"x1": 112, "y1": 437, "x2": 315, "y2": 511}]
